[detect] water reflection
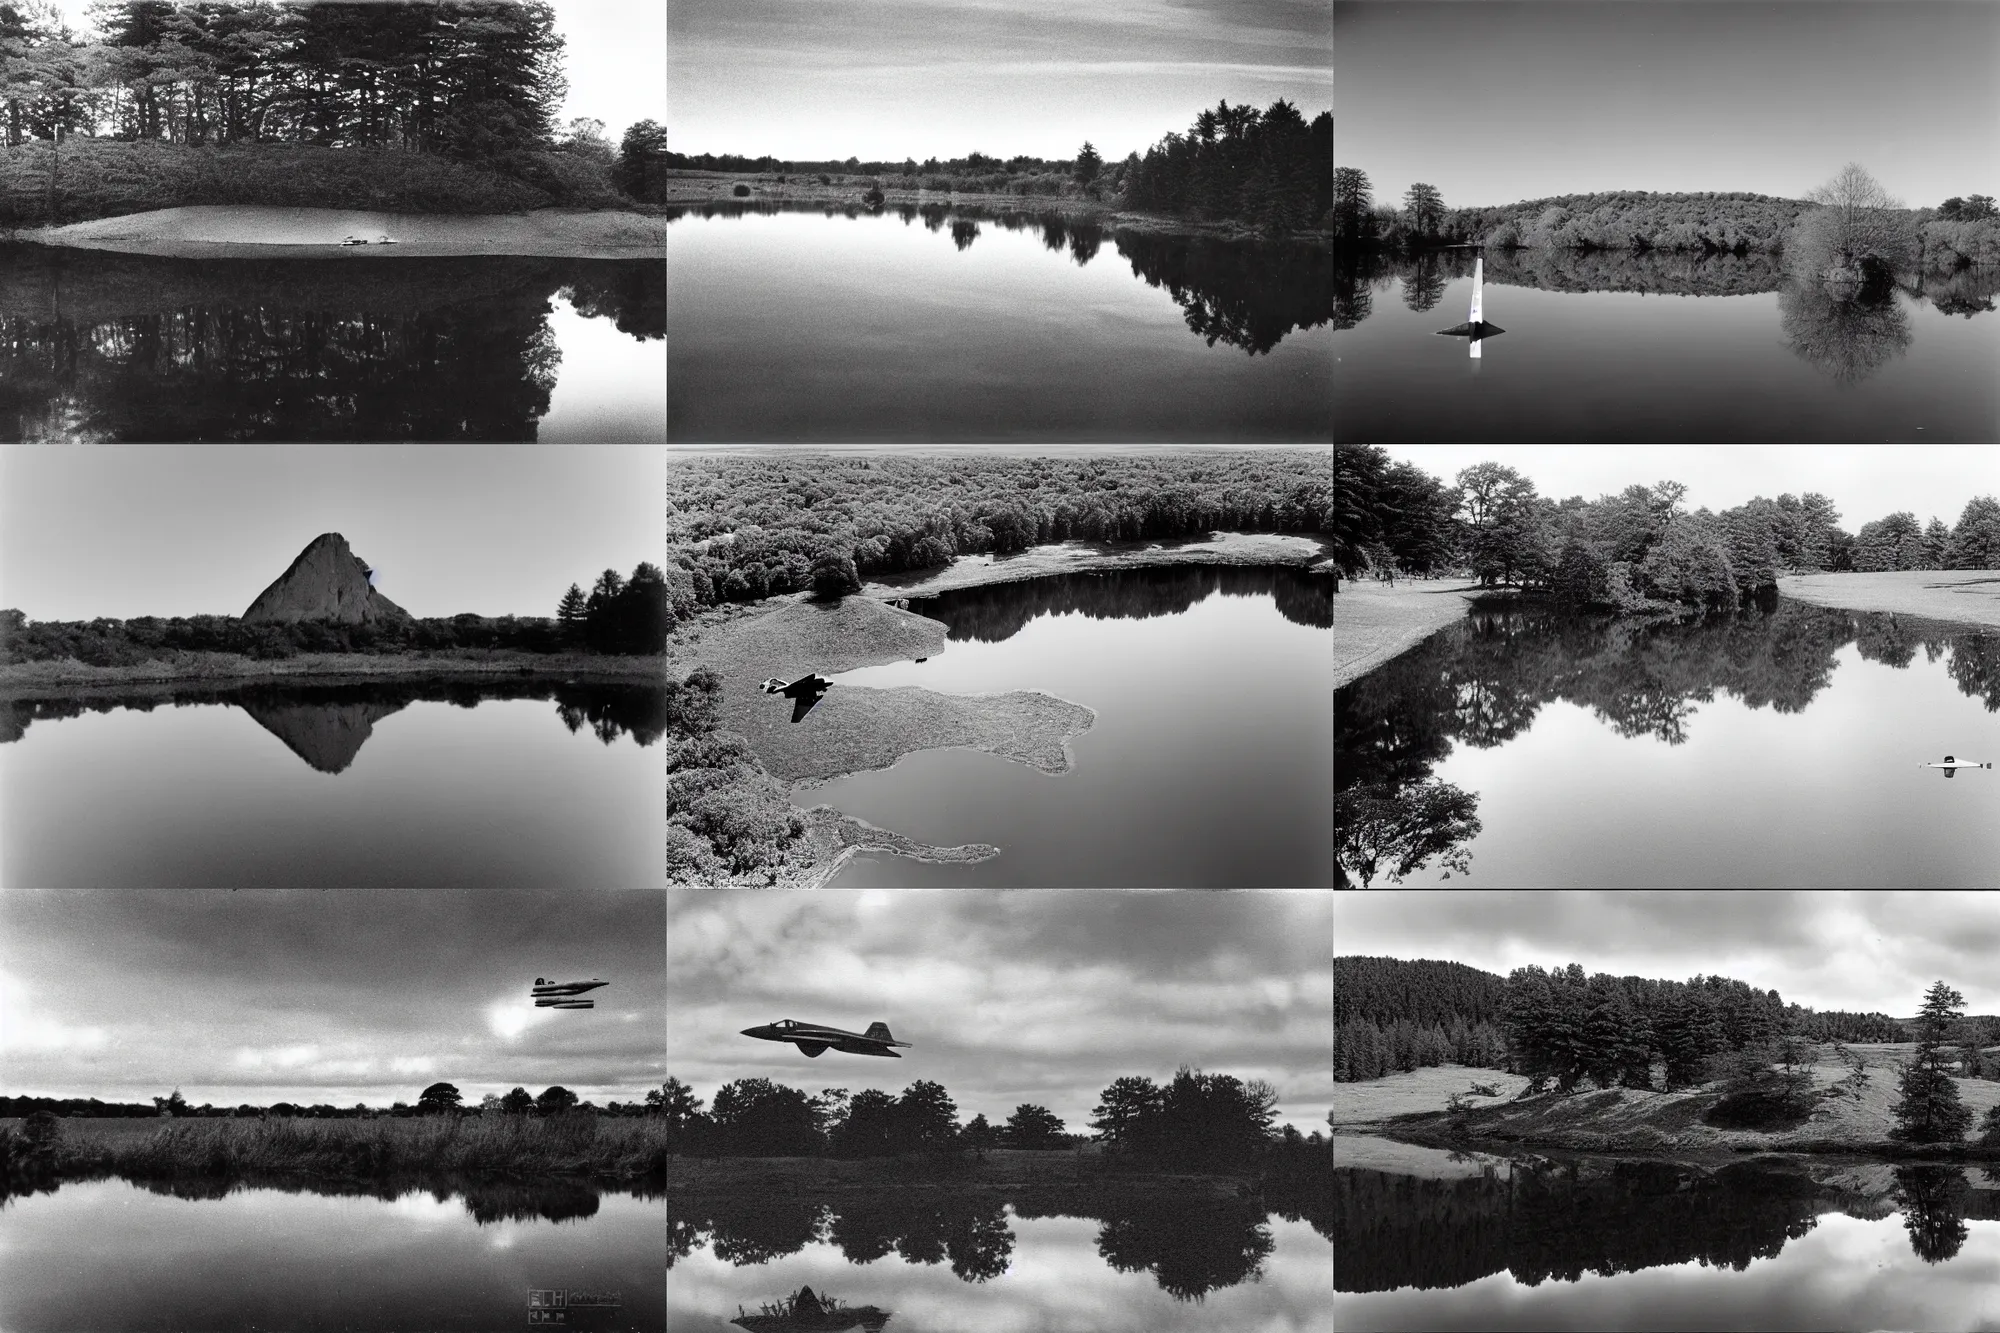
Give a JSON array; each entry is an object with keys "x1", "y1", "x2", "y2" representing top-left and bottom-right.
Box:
[
  {"x1": 3, "y1": 677, "x2": 667, "y2": 771},
  {"x1": 1779, "y1": 279, "x2": 1914, "y2": 382},
  {"x1": 903, "y1": 565, "x2": 1332, "y2": 643},
  {"x1": 665, "y1": 201, "x2": 1331, "y2": 355},
  {"x1": 672, "y1": 1189, "x2": 1300, "y2": 1301},
  {"x1": 0, "y1": 247, "x2": 663, "y2": 441}
]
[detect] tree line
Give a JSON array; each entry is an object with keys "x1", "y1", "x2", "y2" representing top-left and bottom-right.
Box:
[
  {"x1": 0, "y1": 563, "x2": 672, "y2": 666},
  {"x1": 1334, "y1": 445, "x2": 2000, "y2": 608},
  {"x1": 658, "y1": 1067, "x2": 1311, "y2": 1169},
  {"x1": 0, "y1": 1082, "x2": 669, "y2": 1119},
  {"x1": 666, "y1": 451, "x2": 1332, "y2": 616}
]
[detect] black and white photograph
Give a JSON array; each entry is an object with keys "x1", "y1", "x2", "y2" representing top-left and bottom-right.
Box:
[
  {"x1": 0, "y1": 888, "x2": 667, "y2": 1330},
  {"x1": 1334, "y1": 0, "x2": 2000, "y2": 442},
  {"x1": 663, "y1": 446, "x2": 1334, "y2": 887},
  {"x1": 1, "y1": 444, "x2": 670, "y2": 888},
  {"x1": 1, "y1": 0, "x2": 667, "y2": 443},
  {"x1": 1334, "y1": 443, "x2": 2000, "y2": 888},
  {"x1": 1333, "y1": 890, "x2": 2000, "y2": 1332},
  {"x1": 666, "y1": 887, "x2": 1333, "y2": 1332},
  {"x1": 664, "y1": 0, "x2": 1333, "y2": 442}
]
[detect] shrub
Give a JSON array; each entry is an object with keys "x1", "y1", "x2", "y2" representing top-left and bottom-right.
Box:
[
  {"x1": 1980, "y1": 1103, "x2": 2000, "y2": 1145},
  {"x1": 861, "y1": 185, "x2": 885, "y2": 208},
  {"x1": 732, "y1": 183, "x2": 750, "y2": 197},
  {"x1": 816, "y1": 173, "x2": 832, "y2": 185}
]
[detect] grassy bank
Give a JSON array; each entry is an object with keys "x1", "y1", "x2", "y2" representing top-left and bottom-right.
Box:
[
  {"x1": 19, "y1": 204, "x2": 668, "y2": 259},
  {"x1": 867, "y1": 532, "x2": 1329, "y2": 599},
  {"x1": 1777, "y1": 570, "x2": 2000, "y2": 631},
  {"x1": 0, "y1": 139, "x2": 651, "y2": 229},
  {"x1": 0, "y1": 649, "x2": 665, "y2": 694},
  {"x1": 1333, "y1": 578, "x2": 1481, "y2": 688},
  {"x1": 669, "y1": 1147, "x2": 1278, "y2": 1202},
  {"x1": 2, "y1": 1113, "x2": 668, "y2": 1187}
]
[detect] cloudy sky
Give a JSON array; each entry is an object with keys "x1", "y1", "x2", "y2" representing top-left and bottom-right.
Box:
[
  {"x1": 0, "y1": 446, "x2": 665, "y2": 622},
  {"x1": 667, "y1": 889, "x2": 1333, "y2": 1135},
  {"x1": 1337, "y1": 1, "x2": 2000, "y2": 209},
  {"x1": 1336, "y1": 891, "x2": 2000, "y2": 1017},
  {"x1": 668, "y1": 0, "x2": 1331, "y2": 162},
  {"x1": 0, "y1": 889, "x2": 664, "y2": 1108},
  {"x1": 1377, "y1": 444, "x2": 2000, "y2": 534},
  {"x1": 43, "y1": 0, "x2": 665, "y2": 138}
]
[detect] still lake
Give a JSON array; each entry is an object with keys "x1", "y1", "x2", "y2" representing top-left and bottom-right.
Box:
[
  {"x1": 670, "y1": 1191, "x2": 1332, "y2": 1333},
  {"x1": 0, "y1": 1178, "x2": 665, "y2": 1332},
  {"x1": 665, "y1": 203, "x2": 1332, "y2": 441},
  {"x1": 1, "y1": 679, "x2": 666, "y2": 887},
  {"x1": 803, "y1": 566, "x2": 1333, "y2": 887},
  {"x1": 0, "y1": 247, "x2": 665, "y2": 442},
  {"x1": 1334, "y1": 599, "x2": 2000, "y2": 887},
  {"x1": 1334, "y1": 1133, "x2": 2000, "y2": 1333},
  {"x1": 1335, "y1": 251, "x2": 2000, "y2": 442}
]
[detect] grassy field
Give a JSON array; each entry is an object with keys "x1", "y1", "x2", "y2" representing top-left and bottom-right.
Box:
[
  {"x1": 3, "y1": 1114, "x2": 667, "y2": 1185},
  {"x1": 1333, "y1": 578, "x2": 1482, "y2": 689},
  {"x1": 1777, "y1": 570, "x2": 2000, "y2": 631},
  {"x1": 1345, "y1": 1046, "x2": 2000, "y2": 1157}
]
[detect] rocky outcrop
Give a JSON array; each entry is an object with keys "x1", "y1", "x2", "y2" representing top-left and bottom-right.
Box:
[
  {"x1": 239, "y1": 698, "x2": 409, "y2": 773},
  {"x1": 243, "y1": 533, "x2": 411, "y2": 625}
]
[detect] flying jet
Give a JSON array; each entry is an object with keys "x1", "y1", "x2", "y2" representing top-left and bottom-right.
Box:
[
  {"x1": 741, "y1": 1019, "x2": 911, "y2": 1058},
  {"x1": 1434, "y1": 255, "x2": 1506, "y2": 358},
  {"x1": 760, "y1": 673, "x2": 831, "y2": 723},
  {"x1": 532, "y1": 977, "x2": 608, "y2": 1009}
]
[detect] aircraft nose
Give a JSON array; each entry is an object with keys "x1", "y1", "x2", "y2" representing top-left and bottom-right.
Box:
[{"x1": 740, "y1": 1027, "x2": 762, "y2": 1038}]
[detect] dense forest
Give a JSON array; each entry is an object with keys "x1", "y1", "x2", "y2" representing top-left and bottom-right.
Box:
[
  {"x1": 0, "y1": 561, "x2": 673, "y2": 665},
  {"x1": 0, "y1": 0, "x2": 669, "y2": 222},
  {"x1": 1333, "y1": 956, "x2": 1947, "y2": 1085},
  {"x1": 1332, "y1": 169, "x2": 2000, "y2": 272},
  {"x1": 663, "y1": 665, "x2": 820, "y2": 885},
  {"x1": 672, "y1": 98, "x2": 1333, "y2": 235},
  {"x1": 1336, "y1": 601, "x2": 2000, "y2": 885},
  {"x1": 665, "y1": 452, "x2": 1333, "y2": 617},
  {"x1": 1333, "y1": 445, "x2": 2000, "y2": 607}
]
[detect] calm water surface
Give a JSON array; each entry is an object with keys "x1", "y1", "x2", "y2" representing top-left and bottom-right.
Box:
[
  {"x1": 1335, "y1": 251, "x2": 2000, "y2": 441},
  {"x1": 1335, "y1": 1133, "x2": 2000, "y2": 1332},
  {"x1": 1, "y1": 679, "x2": 666, "y2": 887},
  {"x1": 1335, "y1": 600, "x2": 2000, "y2": 887},
  {"x1": 666, "y1": 203, "x2": 1332, "y2": 441},
  {"x1": 806, "y1": 566, "x2": 1333, "y2": 886},
  {"x1": 670, "y1": 1191, "x2": 1331, "y2": 1332},
  {"x1": 0, "y1": 1178, "x2": 664, "y2": 1331},
  {"x1": 0, "y1": 247, "x2": 665, "y2": 441}
]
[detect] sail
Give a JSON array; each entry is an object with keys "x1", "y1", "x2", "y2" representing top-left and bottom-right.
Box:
[{"x1": 1469, "y1": 257, "x2": 1483, "y2": 324}]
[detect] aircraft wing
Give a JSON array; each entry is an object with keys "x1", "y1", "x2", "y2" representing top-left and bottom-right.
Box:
[
  {"x1": 795, "y1": 1040, "x2": 828, "y2": 1057},
  {"x1": 791, "y1": 693, "x2": 823, "y2": 723}
]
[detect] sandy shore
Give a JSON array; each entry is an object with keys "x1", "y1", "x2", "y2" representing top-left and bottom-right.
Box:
[
  {"x1": 1778, "y1": 570, "x2": 2000, "y2": 630},
  {"x1": 867, "y1": 532, "x2": 1331, "y2": 600},
  {"x1": 17, "y1": 205, "x2": 666, "y2": 258},
  {"x1": 1334, "y1": 578, "x2": 1481, "y2": 689},
  {"x1": 0, "y1": 650, "x2": 663, "y2": 696}
]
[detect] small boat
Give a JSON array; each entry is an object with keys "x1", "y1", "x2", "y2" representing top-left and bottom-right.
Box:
[
  {"x1": 1435, "y1": 256, "x2": 1505, "y2": 357},
  {"x1": 1923, "y1": 759, "x2": 1991, "y2": 769},
  {"x1": 341, "y1": 235, "x2": 369, "y2": 246},
  {"x1": 375, "y1": 234, "x2": 396, "y2": 245}
]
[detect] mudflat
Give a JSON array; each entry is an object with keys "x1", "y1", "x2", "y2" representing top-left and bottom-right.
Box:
[
  {"x1": 1777, "y1": 570, "x2": 2000, "y2": 630},
  {"x1": 19, "y1": 205, "x2": 667, "y2": 258},
  {"x1": 1334, "y1": 578, "x2": 1481, "y2": 689}
]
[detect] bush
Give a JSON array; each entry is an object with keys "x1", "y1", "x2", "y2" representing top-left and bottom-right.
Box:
[
  {"x1": 732, "y1": 183, "x2": 750, "y2": 197},
  {"x1": 810, "y1": 552, "x2": 862, "y2": 599},
  {"x1": 816, "y1": 173, "x2": 832, "y2": 185}
]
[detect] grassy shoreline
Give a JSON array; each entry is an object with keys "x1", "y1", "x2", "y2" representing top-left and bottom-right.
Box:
[
  {"x1": 0, "y1": 649, "x2": 665, "y2": 696},
  {"x1": 1333, "y1": 578, "x2": 1481, "y2": 689},
  {"x1": 668, "y1": 1148, "x2": 1279, "y2": 1201},
  {"x1": 12, "y1": 203, "x2": 666, "y2": 258},
  {"x1": 1776, "y1": 570, "x2": 2000, "y2": 630}
]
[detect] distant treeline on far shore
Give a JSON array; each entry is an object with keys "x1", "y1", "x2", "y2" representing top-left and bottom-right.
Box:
[
  {"x1": 1, "y1": 1081, "x2": 669, "y2": 1120},
  {"x1": 1335, "y1": 956, "x2": 2000, "y2": 1085}
]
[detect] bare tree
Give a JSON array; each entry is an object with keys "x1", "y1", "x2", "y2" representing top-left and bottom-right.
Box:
[{"x1": 1797, "y1": 163, "x2": 1916, "y2": 281}]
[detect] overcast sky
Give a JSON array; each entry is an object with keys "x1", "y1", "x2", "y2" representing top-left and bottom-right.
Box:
[
  {"x1": 1336, "y1": 891, "x2": 2000, "y2": 1016},
  {"x1": 668, "y1": 889, "x2": 1333, "y2": 1135},
  {"x1": 668, "y1": 0, "x2": 1331, "y2": 162},
  {"x1": 0, "y1": 446, "x2": 665, "y2": 621},
  {"x1": 1337, "y1": 2, "x2": 2000, "y2": 209},
  {"x1": 44, "y1": 0, "x2": 664, "y2": 137},
  {"x1": 0, "y1": 889, "x2": 664, "y2": 1107},
  {"x1": 1376, "y1": 445, "x2": 2000, "y2": 533}
]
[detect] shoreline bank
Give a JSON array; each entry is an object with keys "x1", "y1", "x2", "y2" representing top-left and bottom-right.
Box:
[
  {"x1": 0, "y1": 650, "x2": 665, "y2": 696},
  {"x1": 866, "y1": 532, "x2": 1331, "y2": 600},
  {"x1": 12, "y1": 205, "x2": 667, "y2": 259},
  {"x1": 1776, "y1": 570, "x2": 2000, "y2": 630},
  {"x1": 1333, "y1": 578, "x2": 1481, "y2": 689}
]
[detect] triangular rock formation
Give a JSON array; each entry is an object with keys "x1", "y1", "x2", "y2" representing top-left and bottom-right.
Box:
[
  {"x1": 243, "y1": 533, "x2": 411, "y2": 624},
  {"x1": 239, "y1": 698, "x2": 409, "y2": 773}
]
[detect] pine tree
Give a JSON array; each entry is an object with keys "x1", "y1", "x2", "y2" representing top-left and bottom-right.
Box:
[
  {"x1": 1890, "y1": 981, "x2": 1975, "y2": 1144},
  {"x1": 556, "y1": 582, "x2": 586, "y2": 627}
]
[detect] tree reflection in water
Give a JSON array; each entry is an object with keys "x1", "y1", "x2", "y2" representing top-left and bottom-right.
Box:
[
  {"x1": 1112, "y1": 231, "x2": 1330, "y2": 355},
  {"x1": 1335, "y1": 601, "x2": 2000, "y2": 884},
  {"x1": 670, "y1": 1189, "x2": 1295, "y2": 1299},
  {"x1": 0, "y1": 247, "x2": 664, "y2": 442},
  {"x1": 5, "y1": 1173, "x2": 635, "y2": 1225},
  {"x1": 1779, "y1": 279, "x2": 1914, "y2": 383},
  {"x1": 903, "y1": 565, "x2": 1331, "y2": 644},
  {"x1": 1894, "y1": 1165, "x2": 1971, "y2": 1264}
]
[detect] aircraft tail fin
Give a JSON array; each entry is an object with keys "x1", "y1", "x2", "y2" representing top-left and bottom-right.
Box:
[{"x1": 864, "y1": 1022, "x2": 896, "y2": 1043}]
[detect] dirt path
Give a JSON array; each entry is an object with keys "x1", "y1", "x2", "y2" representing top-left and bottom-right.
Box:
[
  {"x1": 1334, "y1": 578, "x2": 1480, "y2": 689},
  {"x1": 1778, "y1": 570, "x2": 2000, "y2": 630}
]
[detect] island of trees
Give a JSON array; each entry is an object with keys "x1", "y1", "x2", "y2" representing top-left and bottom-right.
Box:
[
  {"x1": 671, "y1": 97, "x2": 1333, "y2": 238},
  {"x1": 0, "y1": 0, "x2": 670, "y2": 225},
  {"x1": 1334, "y1": 444, "x2": 2000, "y2": 609}
]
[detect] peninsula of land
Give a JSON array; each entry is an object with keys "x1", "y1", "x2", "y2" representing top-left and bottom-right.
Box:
[
  {"x1": 1775, "y1": 570, "x2": 2000, "y2": 630},
  {"x1": 1333, "y1": 578, "x2": 1480, "y2": 689}
]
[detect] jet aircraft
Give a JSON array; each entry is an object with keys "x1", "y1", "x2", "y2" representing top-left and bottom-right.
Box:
[
  {"x1": 741, "y1": 1019, "x2": 911, "y2": 1058},
  {"x1": 533, "y1": 977, "x2": 608, "y2": 1010},
  {"x1": 760, "y1": 673, "x2": 831, "y2": 723}
]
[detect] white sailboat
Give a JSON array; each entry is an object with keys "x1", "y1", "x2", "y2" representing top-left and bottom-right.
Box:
[{"x1": 1434, "y1": 255, "x2": 1504, "y2": 356}]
